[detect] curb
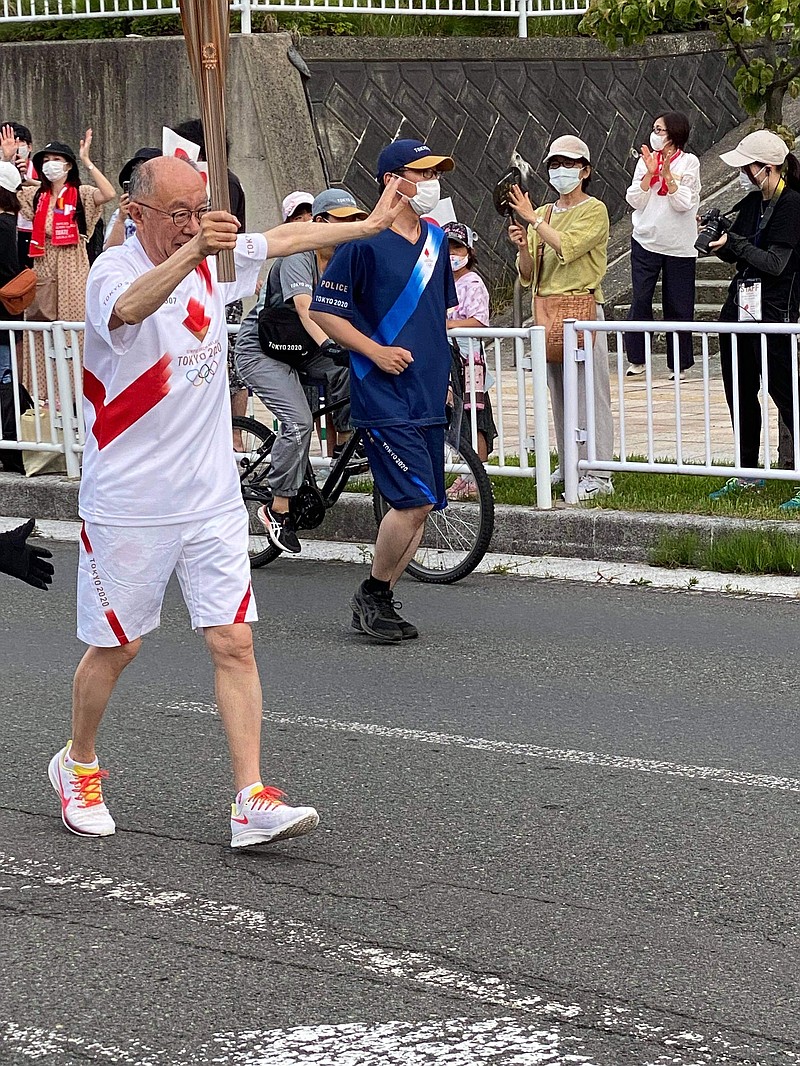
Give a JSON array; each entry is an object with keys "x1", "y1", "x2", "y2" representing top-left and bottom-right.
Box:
[{"x1": 3, "y1": 472, "x2": 799, "y2": 566}]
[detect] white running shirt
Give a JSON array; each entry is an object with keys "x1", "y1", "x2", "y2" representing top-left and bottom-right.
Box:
[{"x1": 79, "y1": 232, "x2": 267, "y2": 526}]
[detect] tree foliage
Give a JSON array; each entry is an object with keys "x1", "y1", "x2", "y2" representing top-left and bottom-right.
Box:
[{"x1": 580, "y1": 0, "x2": 800, "y2": 135}]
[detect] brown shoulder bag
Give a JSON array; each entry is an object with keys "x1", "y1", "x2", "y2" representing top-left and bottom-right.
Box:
[
  {"x1": 0, "y1": 267, "x2": 38, "y2": 316},
  {"x1": 532, "y1": 205, "x2": 596, "y2": 364}
]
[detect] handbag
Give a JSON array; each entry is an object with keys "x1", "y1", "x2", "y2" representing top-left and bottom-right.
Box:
[
  {"x1": 19, "y1": 405, "x2": 67, "y2": 477},
  {"x1": 25, "y1": 274, "x2": 58, "y2": 322},
  {"x1": 257, "y1": 304, "x2": 318, "y2": 369},
  {"x1": 532, "y1": 204, "x2": 597, "y2": 364},
  {"x1": 0, "y1": 267, "x2": 38, "y2": 315}
]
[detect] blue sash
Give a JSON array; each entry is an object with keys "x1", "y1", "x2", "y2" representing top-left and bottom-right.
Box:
[{"x1": 351, "y1": 224, "x2": 446, "y2": 380}]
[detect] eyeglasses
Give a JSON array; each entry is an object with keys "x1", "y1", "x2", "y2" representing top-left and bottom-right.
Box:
[
  {"x1": 397, "y1": 167, "x2": 440, "y2": 181},
  {"x1": 134, "y1": 201, "x2": 211, "y2": 227},
  {"x1": 652, "y1": 125, "x2": 668, "y2": 134},
  {"x1": 547, "y1": 158, "x2": 583, "y2": 170}
]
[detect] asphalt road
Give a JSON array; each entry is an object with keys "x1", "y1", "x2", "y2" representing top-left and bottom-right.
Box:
[{"x1": 1, "y1": 544, "x2": 799, "y2": 1066}]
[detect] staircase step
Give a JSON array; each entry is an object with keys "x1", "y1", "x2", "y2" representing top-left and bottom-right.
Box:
[{"x1": 695, "y1": 257, "x2": 736, "y2": 280}]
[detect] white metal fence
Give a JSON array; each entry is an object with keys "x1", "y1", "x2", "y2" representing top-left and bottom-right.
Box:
[
  {"x1": 0, "y1": 320, "x2": 85, "y2": 479},
  {"x1": 0, "y1": 320, "x2": 554, "y2": 506},
  {"x1": 0, "y1": 0, "x2": 589, "y2": 36},
  {"x1": 562, "y1": 318, "x2": 800, "y2": 505}
]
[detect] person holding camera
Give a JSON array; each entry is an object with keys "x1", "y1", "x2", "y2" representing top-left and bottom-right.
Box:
[
  {"x1": 507, "y1": 135, "x2": 613, "y2": 500},
  {"x1": 624, "y1": 111, "x2": 700, "y2": 379},
  {"x1": 705, "y1": 130, "x2": 800, "y2": 507},
  {"x1": 234, "y1": 188, "x2": 367, "y2": 555}
]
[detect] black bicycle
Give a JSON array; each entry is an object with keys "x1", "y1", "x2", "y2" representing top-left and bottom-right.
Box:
[{"x1": 233, "y1": 397, "x2": 494, "y2": 584}]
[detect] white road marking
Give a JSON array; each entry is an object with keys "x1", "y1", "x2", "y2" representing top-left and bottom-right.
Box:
[
  {"x1": 0, "y1": 1017, "x2": 594, "y2": 1065},
  {"x1": 169, "y1": 702, "x2": 800, "y2": 796},
  {"x1": 4, "y1": 515, "x2": 800, "y2": 598},
  {"x1": 2, "y1": 852, "x2": 788, "y2": 1066},
  {"x1": 194, "y1": 1017, "x2": 597, "y2": 1065}
]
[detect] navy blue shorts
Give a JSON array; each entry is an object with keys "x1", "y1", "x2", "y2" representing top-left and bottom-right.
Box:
[{"x1": 361, "y1": 424, "x2": 447, "y2": 511}]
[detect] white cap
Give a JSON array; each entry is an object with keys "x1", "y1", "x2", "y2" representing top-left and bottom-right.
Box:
[
  {"x1": 0, "y1": 161, "x2": 21, "y2": 193},
  {"x1": 720, "y1": 130, "x2": 790, "y2": 168},
  {"x1": 281, "y1": 191, "x2": 314, "y2": 222},
  {"x1": 545, "y1": 135, "x2": 591, "y2": 163}
]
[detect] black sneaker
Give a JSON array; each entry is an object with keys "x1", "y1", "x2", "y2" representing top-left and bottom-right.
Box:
[
  {"x1": 349, "y1": 583, "x2": 408, "y2": 643},
  {"x1": 258, "y1": 504, "x2": 301, "y2": 555},
  {"x1": 351, "y1": 599, "x2": 418, "y2": 641},
  {"x1": 333, "y1": 439, "x2": 369, "y2": 474}
]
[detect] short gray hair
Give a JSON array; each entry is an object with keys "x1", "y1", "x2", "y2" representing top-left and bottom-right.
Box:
[{"x1": 128, "y1": 159, "x2": 157, "y2": 202}]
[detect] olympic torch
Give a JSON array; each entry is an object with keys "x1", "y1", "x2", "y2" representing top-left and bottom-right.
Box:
[{"x1": 179, "y1": 0, "x2": 236, "y2": 282}]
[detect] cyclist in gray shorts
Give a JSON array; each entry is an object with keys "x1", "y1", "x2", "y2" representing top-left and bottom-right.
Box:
[{"x1": 235, "y1": 188, "x2": 367, "y2": 555}]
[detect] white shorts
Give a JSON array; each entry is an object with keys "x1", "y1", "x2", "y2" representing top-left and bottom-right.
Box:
[{"x1": 77, "y1": 507, "x2": 257, "y2": 647}]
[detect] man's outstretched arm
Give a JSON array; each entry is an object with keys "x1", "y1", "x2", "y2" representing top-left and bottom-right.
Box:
[{"x1": 264, "y1": 178, "x2": 403, "y2": 260}]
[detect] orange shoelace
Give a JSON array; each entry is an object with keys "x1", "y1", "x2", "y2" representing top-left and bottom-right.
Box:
[
  {"x1": 75, "y1": 769, "x2": 108, "y2": 808},
  {"x1": 247, "y1": 785, "x2": 286, "y2": 811}
]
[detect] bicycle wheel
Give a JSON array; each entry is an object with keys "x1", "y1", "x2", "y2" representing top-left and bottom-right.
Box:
[
  {"x1": 233, "y1": 415, "x2": 281, "y2": 569},
  {"x1": 372, "y1": 434, "x2": 495, "y2": 584}
]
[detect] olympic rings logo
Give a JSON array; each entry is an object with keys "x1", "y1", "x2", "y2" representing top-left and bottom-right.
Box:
[{"x1": 186, "y1": 359, "x2": 219, "y2": 386}]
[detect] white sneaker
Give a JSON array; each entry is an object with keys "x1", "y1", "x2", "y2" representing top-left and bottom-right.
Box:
[
  {"x1": 48, "y1": 742, "x2": 116, "y2": 837},
  {"x1": 626, "y1": 363, "x2": 645, "y2": 376},
  {"x1": 230, "y1": 783, "x2": 319, "y2": 848},
  {"x1": 575, "y1": 475, "x2": 614, "y2": 501},
  {"x1": 550, "y1": 466, "x2": 563, "y2": 486}
]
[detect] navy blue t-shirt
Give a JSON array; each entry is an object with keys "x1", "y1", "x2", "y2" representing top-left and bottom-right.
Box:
[{"x1": 310, "y1": 221, "x2": 458, "y2": 428}]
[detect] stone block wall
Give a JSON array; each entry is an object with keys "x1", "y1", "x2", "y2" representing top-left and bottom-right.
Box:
[{"x1": 301, "y1": 34, "x2": 745, "y2": 285}]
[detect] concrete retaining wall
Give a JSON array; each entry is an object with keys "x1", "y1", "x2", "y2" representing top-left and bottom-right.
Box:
[
  {"x1": 0, "y1": 33, "x2": 325, "y2": 232},
  {"x1": 303, "y1": 32, "x2": 745, "y2": 284}
]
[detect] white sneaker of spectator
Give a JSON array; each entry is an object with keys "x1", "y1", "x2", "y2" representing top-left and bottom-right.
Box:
[{"x1": 574, "y1": 475, "x2": 614, "y2": 501}]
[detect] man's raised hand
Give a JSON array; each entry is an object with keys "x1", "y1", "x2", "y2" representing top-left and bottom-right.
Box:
[{"x1": 364, "y1": 177, "x2": 405, "y2": 235}]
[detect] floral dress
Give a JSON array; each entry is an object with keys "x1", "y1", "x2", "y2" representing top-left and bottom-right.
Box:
[{"x1": 18, "y1": 183, "x2": 101, "y2": 402}]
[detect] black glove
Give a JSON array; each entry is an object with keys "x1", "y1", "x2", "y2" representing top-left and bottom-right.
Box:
[
  {"x1": 319, "y1": 339, "x2": 350, "y2": 367},
  {"x1": 0, "y1": 518, "x2": 54, "y2": 591}
]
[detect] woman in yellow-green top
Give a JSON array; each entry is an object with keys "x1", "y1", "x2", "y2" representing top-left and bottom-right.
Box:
[{"x1": 508, "y1": 134, "x2": 614, "y2": 501}]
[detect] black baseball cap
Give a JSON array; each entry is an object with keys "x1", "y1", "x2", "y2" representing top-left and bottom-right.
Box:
[
  {"x1": 32, "y1": 140, "x2": 79, "y2": 182},
  {"x1": 119, "y1": 147, "x2": 162, "y2": 188}
]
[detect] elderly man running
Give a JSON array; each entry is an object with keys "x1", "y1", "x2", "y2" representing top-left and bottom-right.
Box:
[{"x1": 48, "y1": 156, "x2": 401, "y2": 848}]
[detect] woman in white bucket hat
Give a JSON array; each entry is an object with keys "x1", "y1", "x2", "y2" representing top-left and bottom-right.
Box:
[{"x1": 707, "y1": 129, "x2": 800, "y2": 509}]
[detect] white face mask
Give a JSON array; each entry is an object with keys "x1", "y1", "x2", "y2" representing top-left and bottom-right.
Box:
[
  {"x1": 42, "y1": 160, "x2": 68, "y2": 182},
  {"x1": 403, "y1": 177, "x2": 441, "y2": 216},
  {"x1": 650, "y1": 132, "x2": 666, "y2": 152},
  {"x1": 16, "y1": 145, "x2": 30, "y2": 160},
  {"x1": 450, "y1": 254, "x2": 468, "y2": 271},
  {"x1": 549, "y1": 166, "x2": 583, "y2": 195},
  {"x1": 739, "y1": 165, "x2": 767, "y2": 191}
]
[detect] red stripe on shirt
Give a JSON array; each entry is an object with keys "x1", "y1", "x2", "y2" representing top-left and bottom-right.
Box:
[
  {"x1": 234, "y1": 584, "x2": 252, "y2": 624},
  {"x1": 80, "y1": 521, "x2": 93, "y2": 554},
  {"x1": 86, "y1": 354, "x2": 172, "y2": 450},
  {"x1": 196, "y1": 259, "x2": 213, "y2": 294},
  {"x1": 105, "y1": 609, "x2": 130, "y2": 645}
]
